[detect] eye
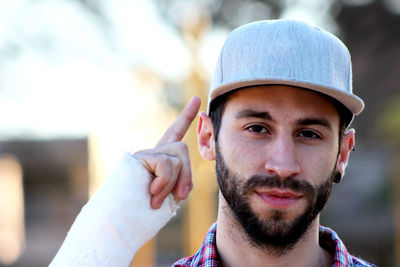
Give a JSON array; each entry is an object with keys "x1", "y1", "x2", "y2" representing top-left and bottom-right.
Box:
[
  {"x1": 246, "y1": 124, "x2": 268, "y2": 134},
  {"x1": 298, "y1": 130, "x2": 321, "y2": 139}
]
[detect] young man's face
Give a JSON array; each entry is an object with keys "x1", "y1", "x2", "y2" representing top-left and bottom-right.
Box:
[{"x1": 211, "y1": 85, "x2": 352, "y2": 253}]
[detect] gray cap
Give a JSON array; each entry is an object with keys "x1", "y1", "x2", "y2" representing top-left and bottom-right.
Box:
[{"x1": 208, "y1": 19, "x2": 364, "y2": 116}]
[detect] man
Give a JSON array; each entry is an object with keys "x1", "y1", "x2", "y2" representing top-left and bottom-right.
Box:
[{"x1": 51, "y1": 20, "x2": 375, "y2": 266}]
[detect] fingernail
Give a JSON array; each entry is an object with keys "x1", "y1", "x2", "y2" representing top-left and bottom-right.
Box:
[
  {"x1": 152, "y1": 198, "x2": 161, "y2": 209},
  {"x1": 182, "y1": 186, "x2": 191, "y2": 198},
  {"x1": 151, "y1": 183, "x2": 162, "y2": 195}
]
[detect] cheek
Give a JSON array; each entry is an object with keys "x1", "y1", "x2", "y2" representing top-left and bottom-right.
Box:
[
  {"x1": 298, "y1": 146, "x2": 338, "y2": 184},
  {"x1": 218, "y1": 131, "x2": 266, "y2": 176}
]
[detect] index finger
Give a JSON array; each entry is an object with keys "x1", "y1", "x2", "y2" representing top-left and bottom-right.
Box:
[{"x1": 157, "y1": 96, "x2": 201, "y2": 146}]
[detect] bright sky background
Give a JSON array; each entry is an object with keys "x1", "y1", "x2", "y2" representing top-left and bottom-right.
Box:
[
  {"x1": 0, "y1": 0, "x2": 185, "y2": 139},
  {"x1": 0, "y1": 0, "x2": 335, "y2": 140}
]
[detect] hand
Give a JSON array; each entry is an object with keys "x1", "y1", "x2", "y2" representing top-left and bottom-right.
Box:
[{"x1": 132, "y1": 96, "x2": 201, "y2": 209}]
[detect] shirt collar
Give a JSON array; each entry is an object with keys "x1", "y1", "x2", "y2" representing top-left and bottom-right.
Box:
[{"x1": 173, "y1": 223, "x2": 374, "y2": 267}]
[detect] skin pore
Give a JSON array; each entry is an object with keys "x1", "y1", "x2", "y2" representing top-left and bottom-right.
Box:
[{"x1": 197, "y1": 85, "x2": 355, "y2": 267}]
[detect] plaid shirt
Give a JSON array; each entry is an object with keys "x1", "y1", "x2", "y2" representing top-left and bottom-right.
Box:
[{"x1": 172, "y1": 223, "x2": 376, "y2": 267}]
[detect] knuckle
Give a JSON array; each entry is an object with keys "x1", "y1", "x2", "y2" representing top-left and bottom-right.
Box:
[
  {"x1": 169, "y1": 156, "x2": 182, "y2": 169},
  {"x1": 166, "y1": 126, "x2": 184, "y2": 141},
  {"x1": 175, "y1": 131, "x2": 185, "y2": 141},
  {"x1": 174, "y1": 158, "x2": 183, "y2": 169},
  {"x1": 158, "y1": 154, "x2": 171, "y2": 165},
  {"x1": 176, "y1": 142, "x2": 188, "y2": 153}
]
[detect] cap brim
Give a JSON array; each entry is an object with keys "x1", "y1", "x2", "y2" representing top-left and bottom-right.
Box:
[{"x1": 209, "y1": 79, "x2": 364, "y2": 115}]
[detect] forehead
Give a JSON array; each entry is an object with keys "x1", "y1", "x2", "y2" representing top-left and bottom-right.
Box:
[{"x1": 223, "y1": 85, "x2": 340, "y2": 121}]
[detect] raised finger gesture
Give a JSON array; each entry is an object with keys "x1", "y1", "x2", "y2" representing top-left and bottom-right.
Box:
[{"x1": 133, "y1": 96, "x2": 201, "y2": 209}]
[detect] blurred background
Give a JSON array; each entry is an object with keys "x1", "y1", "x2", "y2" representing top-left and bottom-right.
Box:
[{"x1": 0, "y1": 0, "x2": 399, "y2": 266}]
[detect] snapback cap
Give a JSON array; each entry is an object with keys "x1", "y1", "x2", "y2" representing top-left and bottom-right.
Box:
[{"x1": 207, "y1": 19, "x2": 364, "y2": 118}]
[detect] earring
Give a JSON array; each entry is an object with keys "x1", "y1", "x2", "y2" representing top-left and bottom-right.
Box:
[{"x1": 333, "y1": 172, "x2": 342, "y2": 184}]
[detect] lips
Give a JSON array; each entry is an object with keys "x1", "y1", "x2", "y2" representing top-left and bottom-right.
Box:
[{"x1": 255, "y1": 189, "x2": 302, "y2": 208}]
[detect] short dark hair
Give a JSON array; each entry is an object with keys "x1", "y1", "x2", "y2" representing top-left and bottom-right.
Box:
[{"x1": 209, "y1": 87, "x2": 352, "y2": 143}]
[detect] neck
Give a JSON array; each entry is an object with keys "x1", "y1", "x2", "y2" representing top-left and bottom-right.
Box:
[{"x1": 216, "y1": 194, "x2": 332, "y2": 267}]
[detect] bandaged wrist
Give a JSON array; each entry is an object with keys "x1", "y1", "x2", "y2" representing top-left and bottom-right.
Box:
[{"x1": 50, "y1": 153, "x2": 179, "y2": 266}]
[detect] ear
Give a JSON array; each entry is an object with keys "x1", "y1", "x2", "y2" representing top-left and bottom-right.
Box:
[
  {"x1": 335, "y1": 128, "x2": 355, "y2": 177},
  {"x1": 197, "y1": 111, "x2": 215, "y2": 161}
]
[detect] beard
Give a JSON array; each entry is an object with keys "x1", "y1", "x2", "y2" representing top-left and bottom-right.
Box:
[{"x1": 215, "y1": 143, "x2": 336, "y2": 256}]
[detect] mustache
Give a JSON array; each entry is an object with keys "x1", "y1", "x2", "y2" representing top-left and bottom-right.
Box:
[{"x1": 242, "y1": 175, "x2": 315, "y2": 198}]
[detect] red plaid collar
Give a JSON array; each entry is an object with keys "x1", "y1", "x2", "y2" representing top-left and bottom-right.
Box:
[
  {"x1": 173, "y1": 223, "x2": 219, "y2": 267},
  {"x1": 319, "y1": 225, "x2": 376, "y2": 267},
  {"x1": 173, "y1": 223, "x2": 375, "y2": 267}
]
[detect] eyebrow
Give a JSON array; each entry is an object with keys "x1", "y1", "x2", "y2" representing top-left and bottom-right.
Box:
[
  {"x1": 235, "y1": 109, "x2": 333, "y2": 130},
  {"x1": 295, "y1": 118, "x2": 333, "y2": 130},
  {"x1": 235, "y1": 109, "x2": 274, "y2": 121}
]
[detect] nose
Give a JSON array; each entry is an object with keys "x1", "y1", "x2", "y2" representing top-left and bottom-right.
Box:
[{"x1": 264, "y1": 136, "x2": 301, "y2": 178}]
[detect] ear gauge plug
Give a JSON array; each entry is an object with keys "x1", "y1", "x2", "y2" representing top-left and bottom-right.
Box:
[{"x1": 333, "y1": 172, "x2": 342, "y2": 184}]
